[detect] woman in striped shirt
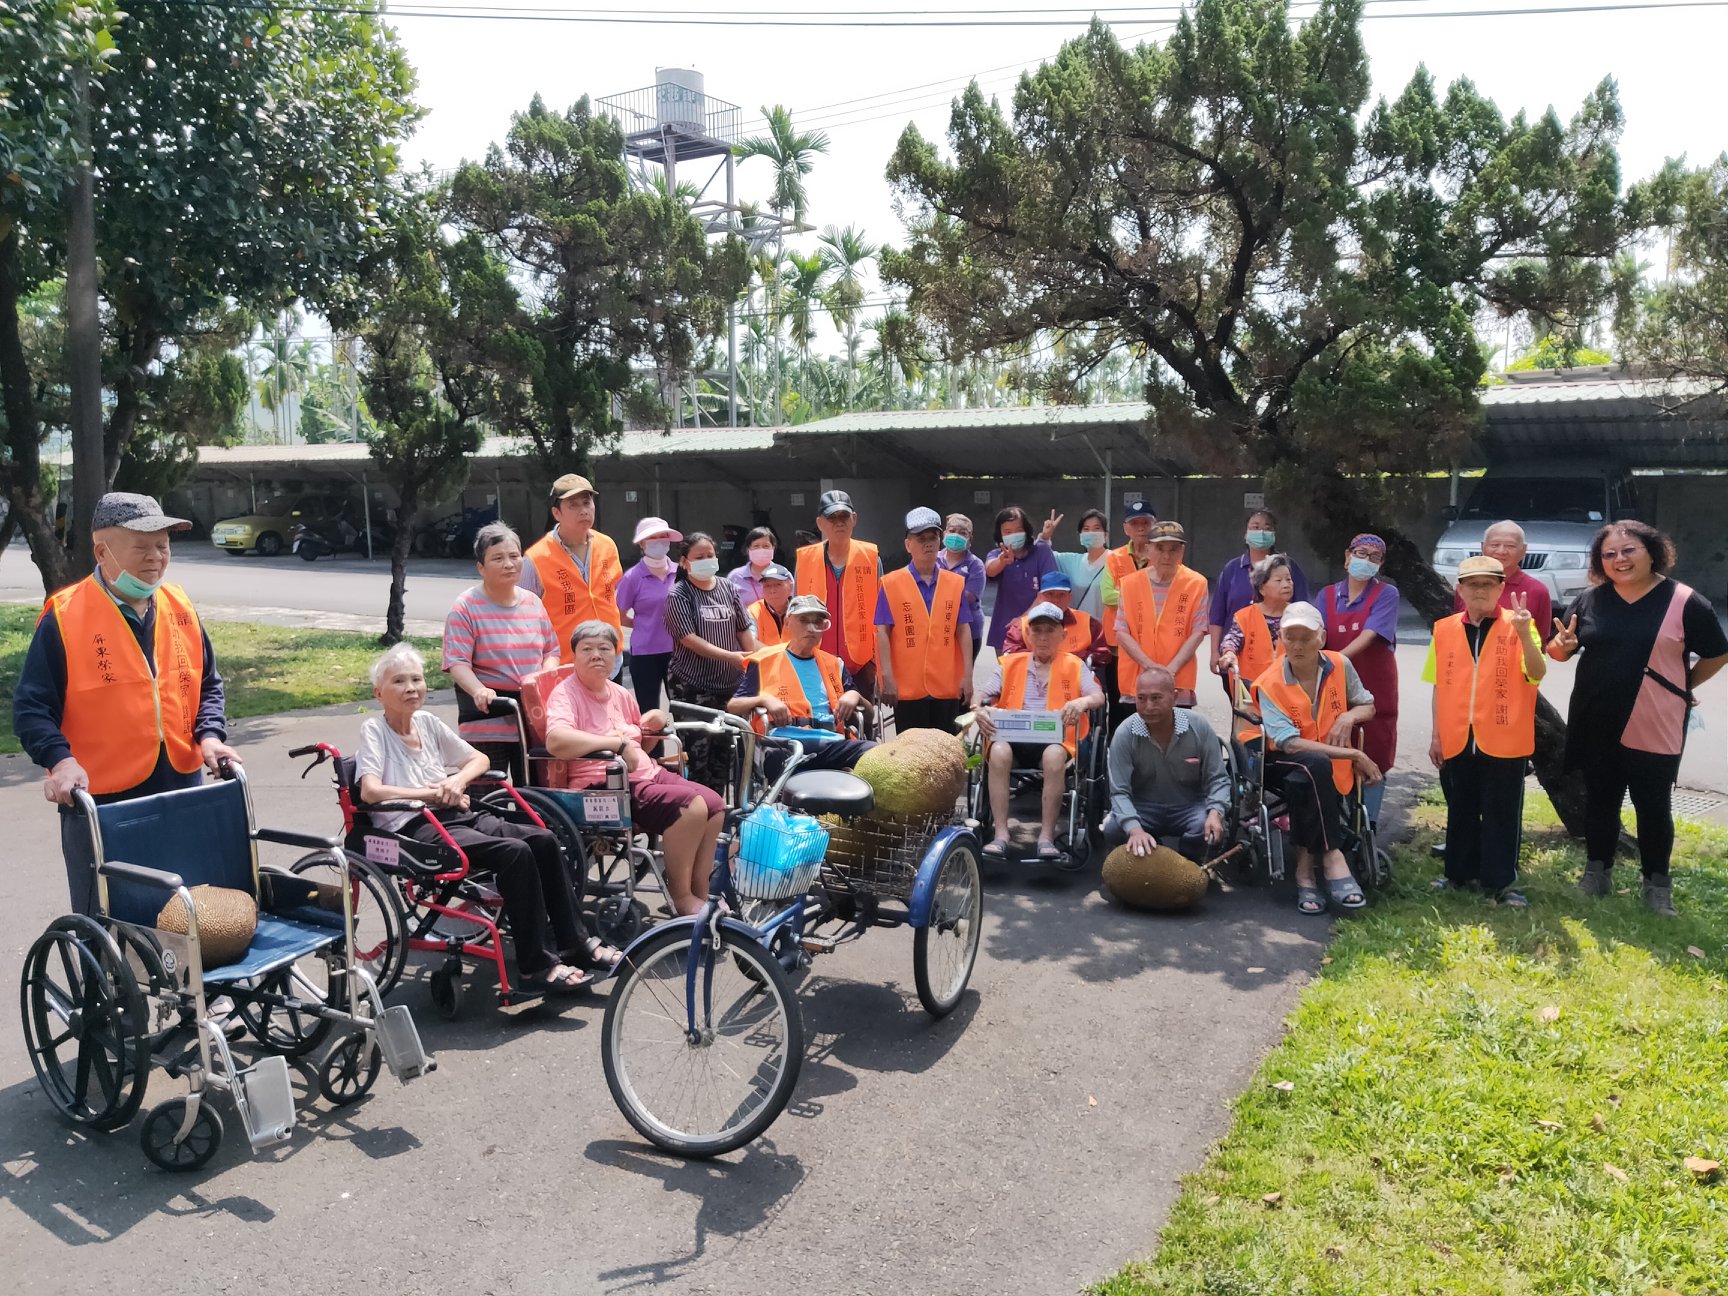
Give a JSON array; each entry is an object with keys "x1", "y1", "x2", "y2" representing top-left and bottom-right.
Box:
[
  {"x1": 664, "y1": 531, "x2": 759, "y2": 793},
  {"x1": 443, "y1": 522, "x2": 561, "y2": 780}
]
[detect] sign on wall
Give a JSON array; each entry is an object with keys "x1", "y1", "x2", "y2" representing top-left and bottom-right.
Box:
[{"x1": 1243, "y1": 491, "x2": 1265, "y2": 510}]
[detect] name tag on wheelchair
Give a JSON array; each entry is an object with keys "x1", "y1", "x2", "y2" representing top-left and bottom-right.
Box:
[
  {"x1": 363, "y1": 835, "x2": 400, "y2": 867},
  {"x1": 544, "y1": 788, "x2": 629, "y2": 828},
  {"x1": 990, "y1": 709, "x2": 1064, "y2": 739}
]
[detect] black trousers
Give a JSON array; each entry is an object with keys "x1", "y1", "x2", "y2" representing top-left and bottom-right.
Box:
[
  {"x1": 893, "y1": 696, "x2": 963, "y2": 735},
  {"x1": 1583, "y1": 747, "x2": 1683, "y2": 877},
  {"x1": 1265, "y1": 750, "x2": 1345, "y2": 855},
  {"x1": 409, "y1": 810, "x2": 586, "y2": 975},
  {"x1": 1439, "y1": 749, "x2": 1526, "y2": 893},
  {"x1": 667, "y1": 680, "x2": 739, "y2": 796},
  {"x1": 626, "y1": 651, "x2": 671, "y2": 716}
]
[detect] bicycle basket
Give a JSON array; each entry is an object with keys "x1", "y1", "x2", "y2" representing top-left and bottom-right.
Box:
[{"x1": 734, "y1": 805, "x2": 829, "y2": 901}]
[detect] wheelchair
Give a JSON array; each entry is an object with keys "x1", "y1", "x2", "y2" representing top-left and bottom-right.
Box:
[
  {"x1": 964, "y1": 705, "x2": 1108, "y2": 870},
  {"x1": 19, "y1": 770, "x2": 434, "y2": 1171}
]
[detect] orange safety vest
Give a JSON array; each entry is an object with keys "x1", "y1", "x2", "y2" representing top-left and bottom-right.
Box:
[
  {"x1": 45, "y1": 577, "x2": 206, "y2": 795},
  {"x1": 999, "y1": 651, "x2": 1089, "y2": 756},
  {"x1": 1253, "y1": 651, "x2": 1355, "y2": 795},
  {"x1": 754, "y1": 644, "x2": 847, "y2": 723},
  {"x1": 1101, "y1": 544, "x2": 1144, "y2": 647},
  {"x1": 1116, "y1": 565, "x2": 1208, "y2": 694},
  {"x1": 526, "y1": 529, "x2": 622, "y2": 662},
  {"x1": 796, "y1": 540, "x2": 880, "y2": 667},
  {"x1": 880, "y1": 566, "x2": 966, "y2": 700},
  {"x1": 748, "y1": 598, "x2": 788, "y2": 648},
  {"x1": 1018, "y1": 608, "x2": 1095, "y2": 660},
  {"x1": 1230, "y1": 604, "x2": 1282, "y2": 743},
  {"x1": 1432, "y1": 612, "x2": 1538, "y2": 760}
]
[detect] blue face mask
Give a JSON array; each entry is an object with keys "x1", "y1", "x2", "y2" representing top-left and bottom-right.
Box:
[
  {"x1": 1078, "y1": 531, "x2": 1106, "y2": 551},
  {"x1": 1003, "y1": 531, "x2": 1028, "y2": 550},
  {"x1": 689, "y1": 557, "x2": 720, "y2": 580},
  {"x1": 112, "y1": 568, "x2": 164, "y2": 600},
  {"x1": 1245, "y1": 530, "x2": 1276, "y2": 550},
  {"x1": 1347, "y1": 557, "x2": 1381, "y2": 582},
  {"x1": 642, "y1": 540, "x2": 671, "y2": 559},
  {"x1": 943, "y1": 533, "x2": 968, "y2": 553}
]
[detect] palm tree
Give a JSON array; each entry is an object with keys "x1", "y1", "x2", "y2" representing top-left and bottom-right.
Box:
[
  {"x1": 778, "y1": 250, "x2": 829, "y2": 362},
  {"x1": 817, "y1": 224, "x2": 878, "y2": 406},
  {"x1": 734, "y1": 105, "x2": 829, "y2": 227}
]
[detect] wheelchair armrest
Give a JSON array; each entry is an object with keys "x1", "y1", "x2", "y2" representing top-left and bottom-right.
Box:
[
  {"x1": 99, "y1": 859, "x2": 185, "y2": 892},
  {"x1": 254, "y1": 826, "x2": 341, "y2": 851},
  {"x1": 355, "y1": 799, "x2": 426, "y2": 813}
]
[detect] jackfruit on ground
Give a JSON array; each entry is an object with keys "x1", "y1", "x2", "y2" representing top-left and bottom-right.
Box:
[
  {"x1": 157, "y1": 884, "x2": 257, "y2": 965},
  {"x1": 851, "y1": 728, "x2": 968, "y2": 817},
  {"x1": 1101, "y1": 844, "x2": 1209, "y2": 911}
]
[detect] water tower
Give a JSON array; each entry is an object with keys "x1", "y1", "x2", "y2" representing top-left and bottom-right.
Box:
[{"x1": 600, "y1": 70, "x2": 797, "y2": 428}]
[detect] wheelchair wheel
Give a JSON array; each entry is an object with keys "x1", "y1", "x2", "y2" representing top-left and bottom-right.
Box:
[
  {"x1": 602, "y1": 924, "x2": 803, "y2": 1158},
  {"x1": 913, "y1": 835, "x2": 983, "y2": 1017},
  {"x1": 235, "y1": 956, "x2": 339, "y2": 1058},
  {"x1": 966, "y1": 768, "x2": 992, "y2": 841},
  {"x1": 318, "y1": 1032, "x2": 383, "y2": 1106},
  {"x1": 289, "y1": 851, "x2": 408, "y2": 997},
  {"x1": 139, "y1": 1096, "x2": 224, "y2": 1171},
  {"x1": 20, "y1": 916, "x2": 151, "y2": 1132}
]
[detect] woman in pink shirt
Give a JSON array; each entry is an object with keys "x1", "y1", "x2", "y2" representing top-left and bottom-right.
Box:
[{"x1": 543, "y1": 619, "x2": 726, "y2": 916}]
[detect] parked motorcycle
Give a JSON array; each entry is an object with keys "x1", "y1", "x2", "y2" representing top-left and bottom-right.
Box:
[{"x1": 291, "y1": 520, "x2": 342, "y2": 561}]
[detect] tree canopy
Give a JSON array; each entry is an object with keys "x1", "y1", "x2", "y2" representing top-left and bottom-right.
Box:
[{"x1": 1621, "y1": 155, "x2": 1728, "y2": 397}]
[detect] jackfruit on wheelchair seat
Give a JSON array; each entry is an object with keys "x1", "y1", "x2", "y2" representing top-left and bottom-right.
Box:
[
  {"x1": 157, "y1": 884, "x2": 258, "y2": 965},
  {"x1": 1101, "y1": 845, "x2": 1209, "y2": 912}
]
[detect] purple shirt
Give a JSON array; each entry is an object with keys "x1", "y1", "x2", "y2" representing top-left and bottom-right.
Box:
[
  {"x1": 1209, "y1": 552, "x2": 1310, "y2": 630},
  {"x1": 1321, "y1": 577, "x2": 1400, "y2": 646},
  {"x1": 984, "y1": 539, "x2": 1059, "y2": 651},
  {"x1": 727, "y1": 564, "x2": 767, "y2": 608},
  {"x1": 874, "y1": 564, "x2": 942, "y2": 623},
  {"x1": 938, "y1": 550, "x2": 987, "y2": 640},
  {"x1": 615, "y1": 560, "x2": 677, "y2": 655}
]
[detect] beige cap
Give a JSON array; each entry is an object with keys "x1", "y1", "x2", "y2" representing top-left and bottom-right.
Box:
[
  {"x1": 551, "y1": 473, "x2": 597, "y2": 501},
  {"x1": 1457, "y1": 554, "x2": 1507, "y2": 582}
]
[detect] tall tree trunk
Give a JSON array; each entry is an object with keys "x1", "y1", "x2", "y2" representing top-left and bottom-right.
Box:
[
  {"x1": 103, "y1": 327, "x2": 161, "y2": 488},
  {"x1": 380, "y1": 484, "x2": 419, "y2": 646},
  {"x1": 65, "y1": 69, "x2": 103, "y2": 581},
  {"x1": 0, "y1": 229, "x2": 73, "y2": 594}
]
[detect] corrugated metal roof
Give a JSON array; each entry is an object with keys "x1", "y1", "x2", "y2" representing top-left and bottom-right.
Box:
[
  {"x1": 792, "y1": 402, "x2": 1151, "y2": 435},
  {"x1": 198, "y1": 428, "x2": 778, "y2": 470}
]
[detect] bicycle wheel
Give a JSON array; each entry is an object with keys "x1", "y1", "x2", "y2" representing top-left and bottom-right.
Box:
[
  {"x1": 913, "y1": 835, "x2": 983, "y2": 1017},
  {"x1": 289, "y1": 851, "x2": 408, "y2": 996},
  {"x1": 601, "y1": 923, "x2": 803, "y2": 1158}
]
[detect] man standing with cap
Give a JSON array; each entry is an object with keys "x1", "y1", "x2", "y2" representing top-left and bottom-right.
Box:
[
  {"x1": 795, "y1": 489, "x2": 882, "y2": 698},
  {"x1": 1425, "y1": 554, "x2": 1546, "y2": 906},
  {"x1": 520, "y1": 473, "x2": 622, "y2": 664},
  {"x1": 1099, "y1": 499, "x2": 1158, "y2": 711},
  {"x1": 875, "y1": 506, "x2": 974, "y2": 733},
  {"x1": 1000, "y1": 568, "x2": 1108, "y2": 670},
  {"x1": 746, "y1": 562, "x2": 795, "y2": 648},
  {"x1": 1115, "y1": 519, "x2": 1210, "y2": 717},
  {"x1": 14, "y1": 492, "x2": 241, "y2": 913}
]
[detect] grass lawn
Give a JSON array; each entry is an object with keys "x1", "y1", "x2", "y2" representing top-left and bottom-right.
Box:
[
  {"x1": 1, "y1": 604, "x2": 445, "y2": 754},
  {"x1": 1096, "y1": 792, "x2": 1728, "y2": 1296}
]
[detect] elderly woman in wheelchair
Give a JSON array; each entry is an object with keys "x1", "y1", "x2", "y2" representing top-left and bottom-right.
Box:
[
  {"x1": 359, "y1": 643, "x2": 598, "y2": 992},
  {"x1": 1250, "y1": 602, "x2": 1382, "y2": 914},
  {"x1": 542, "y1": 619, "x2": 726, "y2": 918}
]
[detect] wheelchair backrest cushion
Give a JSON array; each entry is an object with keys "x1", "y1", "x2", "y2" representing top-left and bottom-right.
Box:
[
  {"x1": 520, "y1": 665, "x2": 577, "y2": 789},
  {"x1": 98, "y1": 777, "x2": 255, "y2": 926}
]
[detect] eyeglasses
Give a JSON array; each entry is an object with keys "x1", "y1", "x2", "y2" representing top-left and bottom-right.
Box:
[
  {"x1": 798, "y1": 616, "x2": 832, "y2": 628},
  {"x1": 1600, "y1": 546, "x2": 1644, "y2": 562}
]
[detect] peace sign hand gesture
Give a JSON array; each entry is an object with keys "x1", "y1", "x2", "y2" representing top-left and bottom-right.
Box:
[
  {"x1": 1551, "y1": 614, "x2": 1580, "y2": 655},
  {"x1": 1507, "y1": 590, "x2": 1533, "y2": 632},
  {"x1": 1040, "y1": 510, "x2": 1064, "y2": 542}
]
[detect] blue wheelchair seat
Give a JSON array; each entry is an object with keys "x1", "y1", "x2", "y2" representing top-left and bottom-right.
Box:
[
  {"x1": 96, "y1": 778, "x2": 257, "y2": 927},
  {"x1": 202, "y1": 915, "x2": 340, "y2": 985}
]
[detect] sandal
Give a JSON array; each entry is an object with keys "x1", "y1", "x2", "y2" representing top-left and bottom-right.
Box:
[
  {"x1": 1295, "y1": 885, "x2": 1326, "y2": 915},
  {"x1": 982, "y1": 840, "x2": 1010, "y2": 860},
  {"x1": 1325, "y1": 874, "x2": 1366, "y2": 910},
  {"x1": 1037, "y1": 840, "x2": 1062, "y2": 861},
  {"x1": 1495, "y1": 888, "x2": 1528, "y2": 909},
  {"x1": 525, "y1": 963, "x2": 591, "y2": 996},
  {"x1": 580, "y1": 937, "x2": 625, "y2": 972}
]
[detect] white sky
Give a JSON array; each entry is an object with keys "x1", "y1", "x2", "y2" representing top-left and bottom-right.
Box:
[{"x1": 390, "y1": 2, "x2": 1728, "y2": 352}]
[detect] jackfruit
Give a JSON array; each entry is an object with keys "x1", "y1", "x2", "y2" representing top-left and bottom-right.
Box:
[
  {"x1": 1101, "y1": 844, "x2": 1209, "y2": 912},
  {"x1": 851, "y1": 728, "x2": 968, "y2": 818},
  {"x1": 157, "y1": 884, "x2": 257, "y2": 965}
]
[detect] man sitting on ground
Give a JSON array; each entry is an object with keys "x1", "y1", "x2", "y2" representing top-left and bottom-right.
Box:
[
  {"x1": 976, "y1": 601, "x2": 1106, "y2": 861},
  {"x1": 729, "y1": 593, "x2": 874, "y2": 772},
  {"x1": 1103, "y1": 665, "x2": 1230, "y2": 861}
]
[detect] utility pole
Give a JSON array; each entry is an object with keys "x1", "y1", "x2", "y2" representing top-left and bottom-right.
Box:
[{"x1": 65, "y1": 67, "x2": 105, "y2": 577}]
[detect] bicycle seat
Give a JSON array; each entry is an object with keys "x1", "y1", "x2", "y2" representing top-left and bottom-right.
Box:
[{"x1": 778, "y1": 770, "x2": 875, "y2": 819}]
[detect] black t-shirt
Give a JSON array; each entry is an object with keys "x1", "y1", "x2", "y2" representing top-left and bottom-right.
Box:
[{"x1": 1562, "y1": 578, "x2": 1728, "y2": 770}]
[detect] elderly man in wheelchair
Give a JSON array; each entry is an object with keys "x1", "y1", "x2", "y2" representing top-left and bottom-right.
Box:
[
  {"x1": 974, "y1": 601, "x2": 1106, "y2": 862},
  {"x1": 727, "y1": 593, "x2": 876, "y2": 774},
  {"x1": 1102, "y1": 664, "x2": 1231, "y2": 862},
  {"x1": 1249, "y1": 602, "x2": 1382, "y2": 914}
]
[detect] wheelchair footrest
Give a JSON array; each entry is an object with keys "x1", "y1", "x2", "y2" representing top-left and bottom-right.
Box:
[
  {"x1": 231, "y1": 1054, "x2": 296, "y2": 1151},
  {"x1": 374, "y1": 1004, "x2": 435, "y2": 1082}
]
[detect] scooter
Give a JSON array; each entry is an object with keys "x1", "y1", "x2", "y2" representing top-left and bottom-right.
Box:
[{"x1": 290, "y1": 521, "x2": 340, "y2": 562}]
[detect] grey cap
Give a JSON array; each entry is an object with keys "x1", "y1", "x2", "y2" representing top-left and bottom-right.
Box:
[
  {"x1": 91, "y1": 492, "x2": 191, "y2": 533},
  {"x1": 1025, "y1": 600, "x2": 1065, "y2": 623},
  {"x1": 905, "y1": 506, "x2": 943, "y2": 534},
  {"x1": 760, "y1": 562, "x2": 793, "y2": 582},
  {"x1": 787, "y1": 593, "x2": 829, "y2": 618}
]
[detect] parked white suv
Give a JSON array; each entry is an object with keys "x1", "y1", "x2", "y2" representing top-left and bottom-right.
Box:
[{"x1": 1432, "y1": 461, "x2": 1639, "y2": 607}]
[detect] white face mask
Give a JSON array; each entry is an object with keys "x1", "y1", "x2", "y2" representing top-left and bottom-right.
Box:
[{"x1": 748, "y1": 545, "x2": 774, "y2": 568}]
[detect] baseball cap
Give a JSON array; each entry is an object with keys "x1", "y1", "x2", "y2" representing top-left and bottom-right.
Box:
[
  {"x1": 91, "y1": 492, "x2": 191, "y2": 533},
  {"x1": 1280, "y1": 601, "x2": 1325, "y2": 634},
  {"x1": 760, "y1": 562, "x2": 793, "y2": 582},
  {"x1": 818, "y1": 489, "x2": 855, "y2": 518},
  {"x1": 787, "y1": 593, "x2": 830, "y2": 618},
  {"x1": 1039, "y1": 570, "x2": 1072, "y2": 592},
  {"x1": 1025, "y1": 601, "x2": 1065, "y2": 623},
  {"x1": 631, "y1": 516, "x2": 682, "y2": 545},
  {"x1": 1122, "y1": 499, "x2": 1157, "y2": 521},
  {"x1": 1457, "y1": 554, "x2": 1507, "y2": 582},
  {"x1": 550, "y1": 473, "x2": 597, "y2": 501},
  {"x1": 905, "y1": 506, "x2": 943, "y2": 534},
  {"x1": 1148, "y1": 520, "x2": 1187, "y2": 544}
]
